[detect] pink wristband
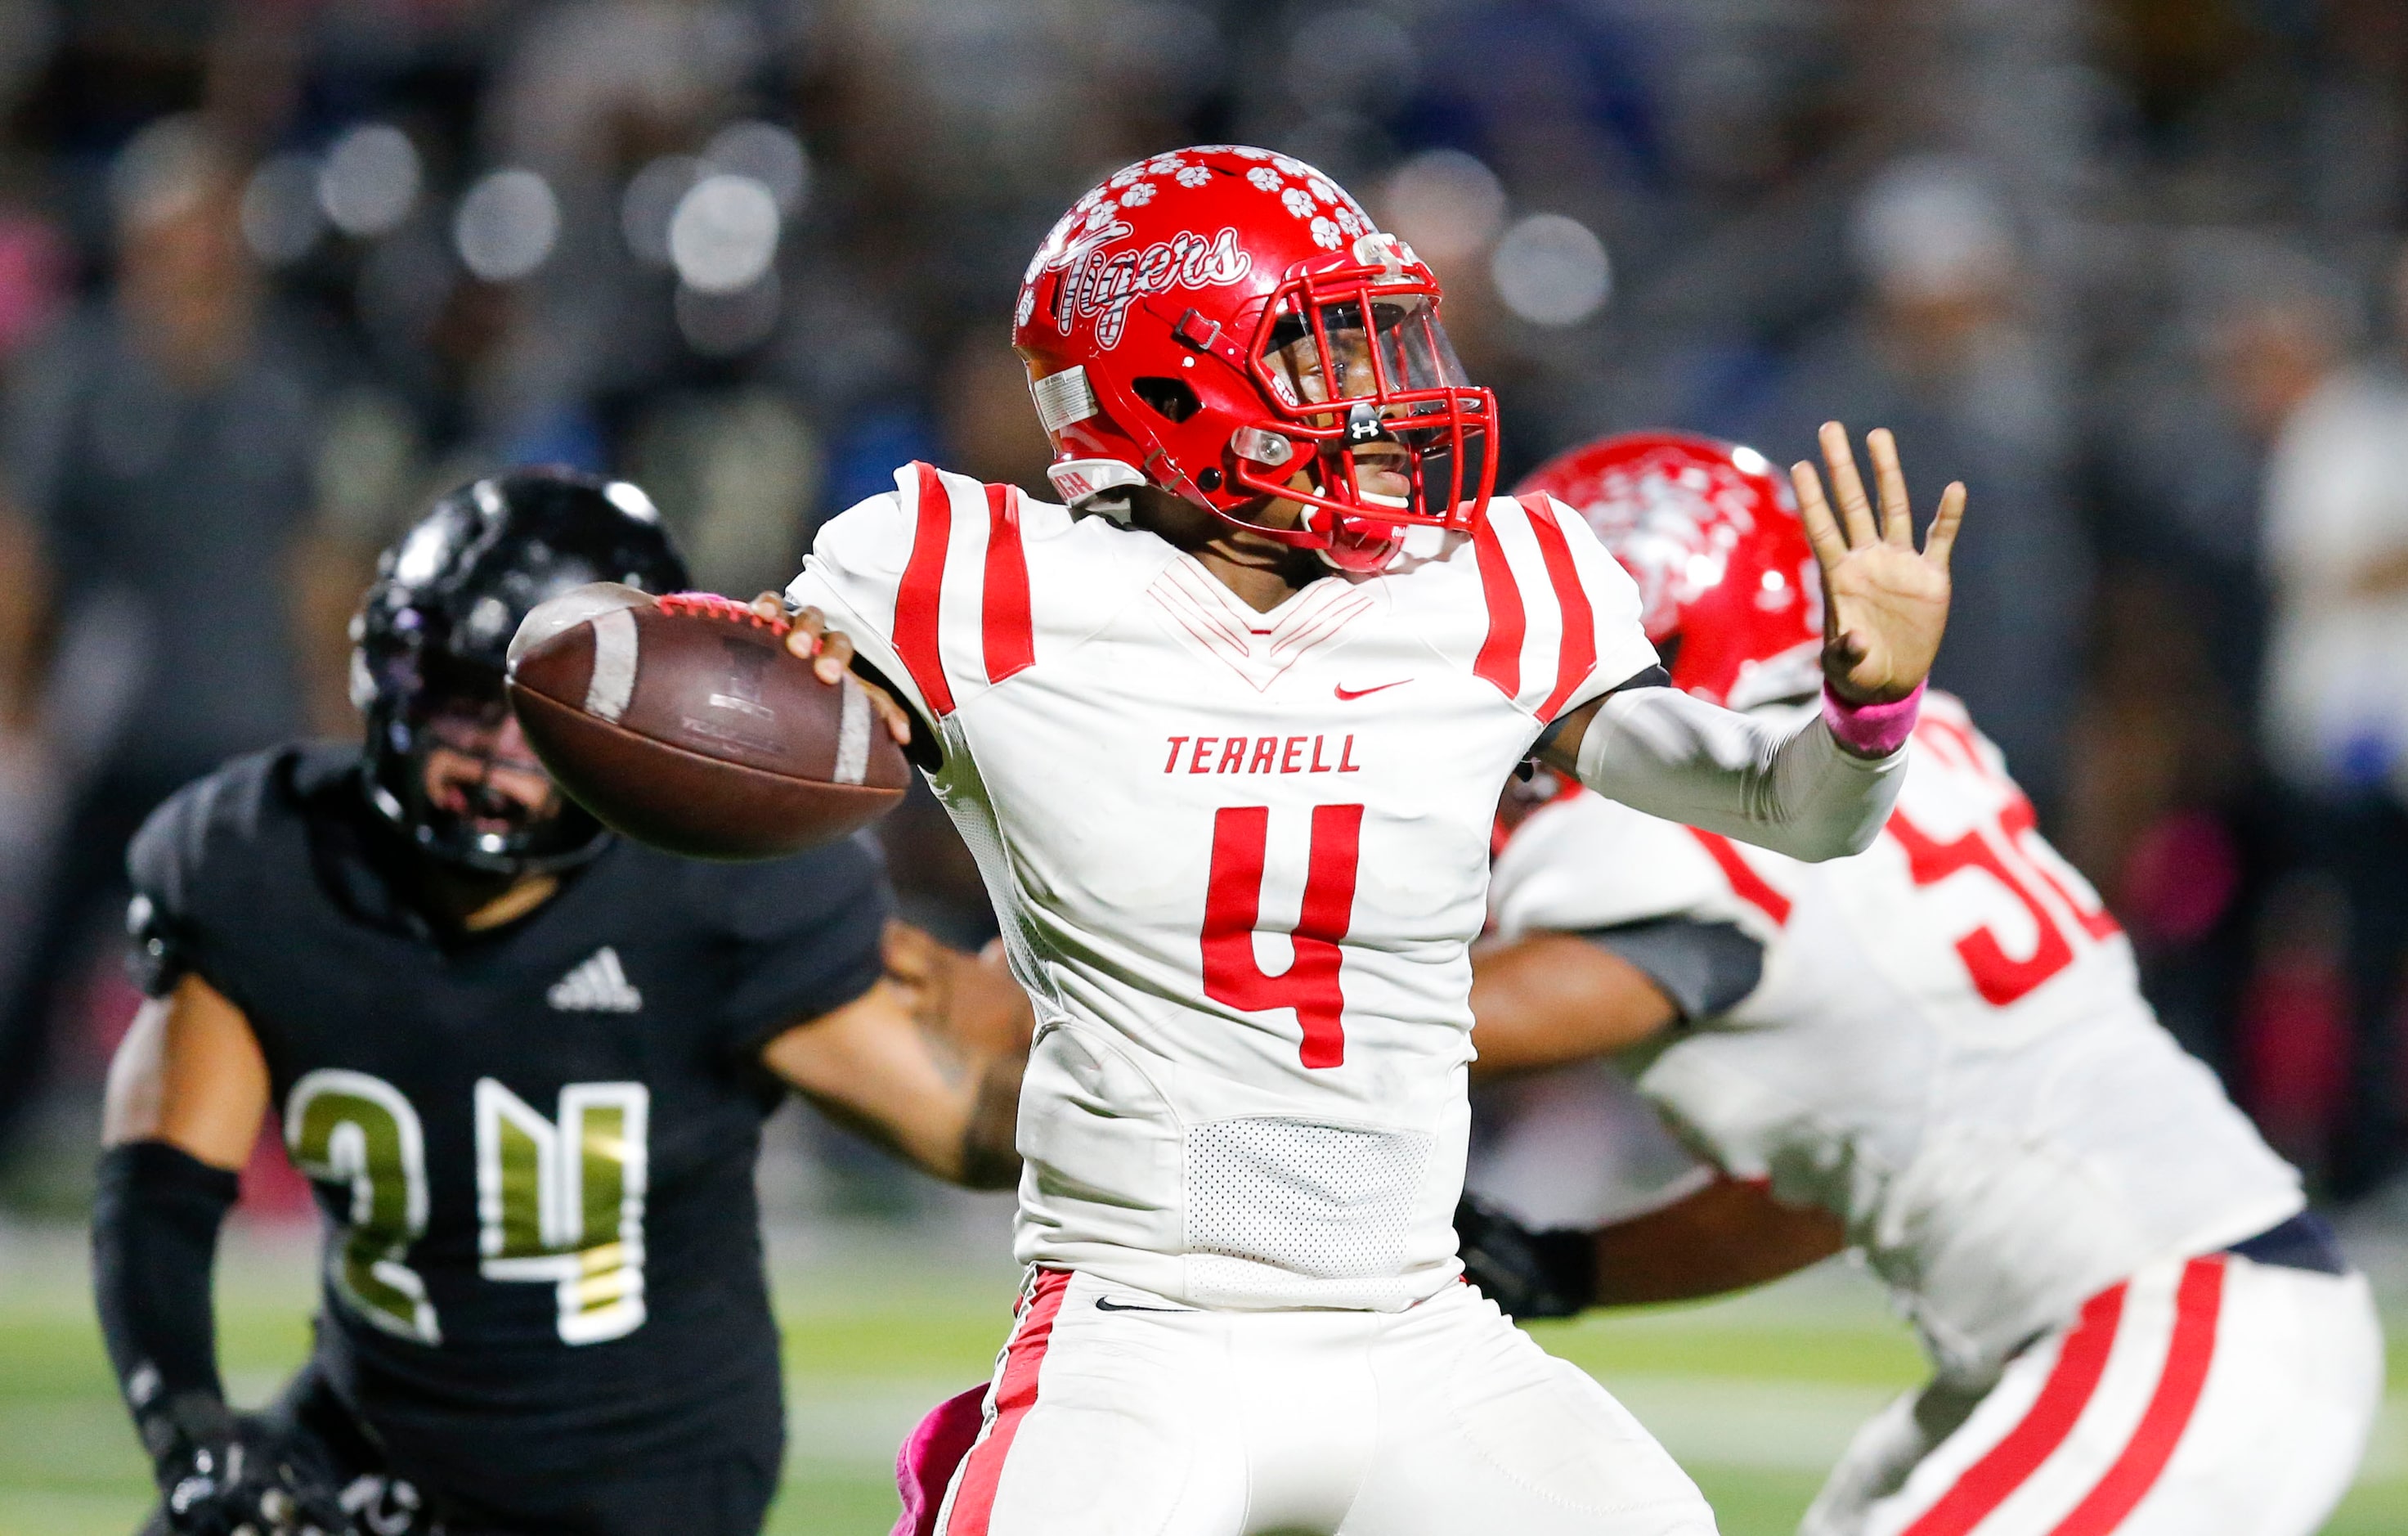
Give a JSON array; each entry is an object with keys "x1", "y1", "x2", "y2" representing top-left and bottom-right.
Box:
[{"x1": 1823, "y1": 680, "x2": 1923, "y2": 758}]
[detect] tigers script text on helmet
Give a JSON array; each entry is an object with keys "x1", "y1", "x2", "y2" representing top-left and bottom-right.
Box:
[
  {"x1": 1517, "y1": 432, "x2": 1823, "y2": 711},
  {"x1": 1012, "y1": 146, "x2": 1497, "y2": 572}
]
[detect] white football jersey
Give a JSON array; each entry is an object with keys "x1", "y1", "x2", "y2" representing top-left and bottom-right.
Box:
[
  {"x1": 1488, "y1": 692, "x2": 2304, "y2": 1378},
  {"x1": 789, "y1": 465, "x2": 1659, "y2": 1309}
]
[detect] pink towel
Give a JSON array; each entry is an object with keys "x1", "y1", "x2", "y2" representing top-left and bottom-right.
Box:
[{"x1": 890, "y1": 1385, "x2": 990, "y2": 1536}]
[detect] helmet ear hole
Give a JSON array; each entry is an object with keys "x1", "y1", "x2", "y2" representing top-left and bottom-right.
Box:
[{"x1": 1132, "y1": 376, "x2": 1202, "y2": 424}]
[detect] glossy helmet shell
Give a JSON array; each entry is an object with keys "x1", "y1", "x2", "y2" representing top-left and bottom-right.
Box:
[
  {"x1": 1516, "y1": 432, "x2": 1823, "y2": 709},
  {"x1": 1011, "y1": 146, "x2": 1497, "y2": 572},
  {"x1": 353, "y1": 467, "x2": 692, "y2": 873}
]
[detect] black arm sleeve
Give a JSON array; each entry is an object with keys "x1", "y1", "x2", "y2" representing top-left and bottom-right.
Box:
[
  {"x1": 92, "y1": 1141, "x2": 237, "y2": 1429},
  {"x1": 1582, "y1": 916, "x2": 1766, "y2": 1022}
]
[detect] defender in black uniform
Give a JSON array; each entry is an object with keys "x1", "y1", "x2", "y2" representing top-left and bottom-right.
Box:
[{"x1": 90, "y1": 470, "x2": 1026, "y2": 1536}]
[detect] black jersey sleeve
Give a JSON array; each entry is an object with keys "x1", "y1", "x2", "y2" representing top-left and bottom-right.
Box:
[
  {"x1": 1582, "y1": 917, "x2": 1765, "y2": 1023},
  {"x1": 123, "y1": 772, "x2": 235, "y2": 999},
  {"x1": 708, "y1": 832, "x2": 895, "y2": 1058}
]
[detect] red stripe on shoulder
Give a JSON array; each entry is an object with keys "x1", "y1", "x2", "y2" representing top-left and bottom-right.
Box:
[
  {"x1": 943, "y1": 1269, "x2": 1071, "y2": 1535},
  {"x1": 1472, "y1": 505, "x2": 1524, "y2": 700},
  {"x1": 981, "y1": 484, "x2": 1035, "y2": 685},
  {"x1": 895, "y1": 462, "x2": 957, "y2": 717},
  {"x1": 1899, "y1": 1282, "x2": 2128, "y2": 1536},
  {"x1": 1522, "y1": 495, "x2": 1598, "y2": 721},
  {"x1": 1685, "y1": 829, "x2": 1793, "y2": 927}
]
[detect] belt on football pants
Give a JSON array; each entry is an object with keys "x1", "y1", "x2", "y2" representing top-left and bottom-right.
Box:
[{"x1": 2224, "y1": 1210, "x2": 2349, "y2": 1276}]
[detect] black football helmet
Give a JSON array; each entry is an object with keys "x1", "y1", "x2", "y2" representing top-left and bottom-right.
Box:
[{"x1": 353, "y1": 467, "x2": 690, "y2": 874}]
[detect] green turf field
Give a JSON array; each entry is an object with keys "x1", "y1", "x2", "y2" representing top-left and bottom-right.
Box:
[{"x1": 3, "y1": 1221, "x2": 2401, "y2": 1536}]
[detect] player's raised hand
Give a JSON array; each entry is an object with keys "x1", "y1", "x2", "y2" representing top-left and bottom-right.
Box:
[{"x1": 1791, "y1": 423, "x2": 1964, "y2": 705}]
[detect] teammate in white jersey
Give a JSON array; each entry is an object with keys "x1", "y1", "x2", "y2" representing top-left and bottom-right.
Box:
[
  {"x1": 1460, "y1": 432, "x2": 2383, "y2": 1536},
  {"x1": 775, "y1": 148, "x2": 1968, "y2": 1536}
]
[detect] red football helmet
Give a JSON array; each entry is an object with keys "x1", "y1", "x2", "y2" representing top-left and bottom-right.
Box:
[
  {"x1": 1516, "y1": 431, "x2": 1824, "y2": 710},
  {"x1": 1012, "y1": 146, "x2": 1497, "y2": 571}
]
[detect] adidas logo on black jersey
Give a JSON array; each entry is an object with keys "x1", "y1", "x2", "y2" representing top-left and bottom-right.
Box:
[{"x1": 547, "y1": 947, "x2": 643, "y2": 1013}]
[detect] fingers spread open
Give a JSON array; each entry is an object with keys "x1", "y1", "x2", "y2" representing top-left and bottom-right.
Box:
[
  {"x1": 1818, "y1": 422, "x2": 1880, "y2": 547},
  {"x1": 1924, "y1": 481, "x2": 1967, "y2": 572},
  {"x1": 1791, "y1": 460, "x2": 1851, "y2": 571},
  {"x1": 1867, "y1": 429, "x2": 1912, "y2": 546}
]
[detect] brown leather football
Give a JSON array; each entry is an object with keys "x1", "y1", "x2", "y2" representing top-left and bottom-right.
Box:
[{"x1": 504, "y1": 585, "x2": 910, "y2": 860}]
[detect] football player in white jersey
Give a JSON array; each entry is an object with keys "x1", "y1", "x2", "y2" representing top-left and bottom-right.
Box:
[
  {"x1": 774, "y1": 148, "x2": 1969, "y2": 1536},
  {"x1": 1459, "y1": 432, "x2": 2383, "y2": 1536}
]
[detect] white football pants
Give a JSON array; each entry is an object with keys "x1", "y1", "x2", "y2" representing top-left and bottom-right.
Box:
[
  {"x1": 931, "y1": 1267, "x2": 1716, "y2": 1536},
  {"x1": 1800, "y1": 1251, "x2": 2383, "y2": 1536}
]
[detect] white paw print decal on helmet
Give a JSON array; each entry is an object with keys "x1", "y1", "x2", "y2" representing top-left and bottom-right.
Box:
[
  {"x1": 1273, "y1": 155, "x2": 1309, "y2": 177},
  {"x1": 1282, "y1": 187, "x2": 1318, "y2": 219},
  {"x1": 1177, "y1": 165, "x2": 1213, "y2": 188},
  {"x1": 1311, "y1": 216, "x2": 1343, "y2": 250},
  {"x1": 1146, "y1": 156, "x2": 1187, "y2": 175},
  {"x1": 1247, "y1": 166, "x2": 1285, "y2": 192},
  {"x1": 1110, "y1": 166, "x2": 1142, "y2": 187},
  {"x1": 1119, "y1": 181, "x2": 1157, "y2": 207},
  {"x1": 1335, "y1": 208, "x2": 1365, "y2": 237},
  {"x1": 1307, "y1": 177, "x2": 1339, "y2": 205}
]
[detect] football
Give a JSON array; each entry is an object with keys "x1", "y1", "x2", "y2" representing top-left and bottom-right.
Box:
[{"x1": 504, "y1": 584, "x2": 911, "y2": 860}]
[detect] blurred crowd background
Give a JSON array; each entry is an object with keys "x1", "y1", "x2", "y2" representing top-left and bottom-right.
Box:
[{"x1": 0, "y1": 0, "x2": 2405, "y2": 1224}]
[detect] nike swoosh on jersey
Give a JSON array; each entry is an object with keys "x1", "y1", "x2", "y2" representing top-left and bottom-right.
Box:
[
  {"x1": 1334, "y1": 680, "x2": 1410, "y2": 701},
  {"x1": 1093, "y1": 1295, "x2": 1195, "y2": 1313}
]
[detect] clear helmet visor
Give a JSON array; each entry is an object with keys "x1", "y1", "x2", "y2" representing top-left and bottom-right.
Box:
[
  {"x1": 1263, "y1": 293, "x2": 1471, "y2": 406},
  {"x1": 1259, "y1": 292, "x2": 1487, "y2": 525}
]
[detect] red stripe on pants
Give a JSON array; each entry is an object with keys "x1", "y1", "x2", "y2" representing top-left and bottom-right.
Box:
[
  {"x1": 944, "y1": 1269, "x2": 1070, "y2": 1536},
  {"x1": 1899, "y1": 1282, "x2": 2128, "y2": 1536},
  {"x1": 2047, "y1": 1257, "x2": 2226, "y2": 1535}
]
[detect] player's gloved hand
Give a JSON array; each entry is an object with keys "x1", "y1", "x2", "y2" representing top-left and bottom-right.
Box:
[
  {"x1": 1455, "y1": 1193, "x2": 1599, "y2": 1321},
  {"x1": 143, "y1": 1393, "x2": 355, "y2": 1536}
]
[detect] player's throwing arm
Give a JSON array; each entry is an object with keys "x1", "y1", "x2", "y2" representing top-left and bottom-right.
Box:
[{"x1": 1535, "y1": 423, "x2": 1966, "y2": 860}]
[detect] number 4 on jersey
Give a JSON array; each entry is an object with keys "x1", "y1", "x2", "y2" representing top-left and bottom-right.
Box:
[
  {"x1": 1201, "y1": 805, "x2": 1365, "y2": 1068},
  {"x1": 475, "y1": 1080, "x2": 650, "y2": 1344}
]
